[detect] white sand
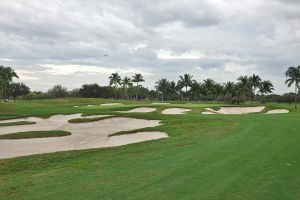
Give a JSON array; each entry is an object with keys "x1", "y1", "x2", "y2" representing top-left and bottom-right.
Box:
[
  {"x1": 101, "y1": 103, "x2": 123, "y2": 106},
  {"x1": 87, "y1": 105, "x2": 95, "y2": 107},
  {"x1": 202, "y1": 106, "x2": 265, "y2": 115},
  {"x1": 151, "y1": 102, "x2": 171, "y2": 105},
  {"x1": 0, "y1": 114, "x2": 166, "y2": 159},
  {"x1": 118, "y1": 107, "x2": 156, "y2": 113},
  {"x1": 204, "y1": 108, "x2": 218, "y2": 113},
  {"x1": 73, "y1": 106, "x2": 79, "y2": 108},
  {"x1": 108, "y1": 132, "x2": 168, "y2": 147},
  {"x1": 265, "y1": 109, "x2": 289, "y2": 114},
  {"x1": 201, "y1": 112, "x2": 216, "y2": 115},
  {"x1": 161, "y1": 108, "x2": 191, "y2": 115}
]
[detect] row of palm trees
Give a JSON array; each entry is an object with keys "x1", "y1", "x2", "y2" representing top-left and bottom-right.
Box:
[
  {"x1": 155, "y1": 74, "x2": 274, "y2": 103},
  {"x1": 109, "y1": 73, "x2": 144, "y2": 99},
  {"x1": 107, "y1": 65, "x2": 299, "y2": 108}
]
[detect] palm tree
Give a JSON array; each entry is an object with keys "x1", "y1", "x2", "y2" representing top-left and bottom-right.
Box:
[
  {"x1": 224, "y1": 81, "x2": 235, "y2": 103},
  {"x1": 121, "y1": 76, "x2": 132, "y2": 99},
  {"x1": 0, "y1": 66, "x2": 19, "y2": 100},
  {"x1": 214, "y1": 83, "x2": 224, "y2": 102},
  {"x1": 202, "y1": 79, "x2": 216, "y2": 101},
  {"x1": 237, "y1": 75, "x2": 251, "y2": 103},
  {"x1": 176, "y1": 80, "x2": 184, "y2": 100},
  {"x1": 178, "y1": 74, "x2": 193, "y2": 100},
  {"x1": 155, "y1": 78, "x2": 169, "y2": 101},
  {"x1": 249, "y1": 74, "x2": 262, "y2": 102},
  {"x1": 109, "y1": 73, "x2": 121, "y2": 99},
  {"x1": 167, "y1": 81, "x2": 178, "y2": 100},
  {"x1": 132, "y1": 73, "x2": 145, "y2": 100},
  {"x1": 285, "y1": 66, "x2": 300, "y2": 109},
  {"x1": 190, "y1": 80, "x2": 202, "y2": 100},
  {"x1": 259, "y1": 80, "x2": 274, "y2": 103}
]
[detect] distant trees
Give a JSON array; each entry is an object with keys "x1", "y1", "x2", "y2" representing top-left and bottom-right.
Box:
[
  {"x1": 79, "y1": 84, "x2": 114, "y2": 98},
  {"x1": 8, "y1": 82, "x2": 30, "y2": 101},
  {"x1": 121, "y1": 76, "x2": 132, "y2": 99},
  {"x1": 259, "y1": 81, "x2": 274, "y2": 103},
  {"x1": 285, "y1": 66, "x2": 300, "y2": 109},
  {"x1": 0, "y1": 66, "x2": 19, "y2": 99},
  {"x1": 178, "y1": 74, "x2": 193, "y2": 99},
  {"x1": 155, "y1": 78, "x2": 169, "y2": 101},
  {"x1": 48, "y1": 85, "x2": 68, "y2": 98},
  {"x1": 0, "y1": 66, "x2": 284, "y2": 104},
  {"x1": 24, "y1": 91, "x2": 49, "y2": 100},
  {"x1": 249, "y1": 74, "x2": 262, "y2": 101},
  {"x1": 202, "y1": 79, "x2": 216, "y2": 101},
  {"x1": 237, "y1": 75, "x2": 252, "y2": 103},
  {"x1": 152, "y1": 74, "x2": 274, "y2": 103},
  {"x1": 132, "y1": 73, "x2": 145, "y2": 100},
  {"x1": 109, "y1": 73, "x2": 121, "y2": 99}
]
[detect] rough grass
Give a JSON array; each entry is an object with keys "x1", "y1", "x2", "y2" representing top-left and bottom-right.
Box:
[
  {"x1": 0, "y1": 121, "x2": 36, "y2": 126},
  {"x1": 0, "y1": 130, "x2": 71, "y2": 139},
  {"x1": 0, "y1": 98, "x2": 299, "y2": 200}
]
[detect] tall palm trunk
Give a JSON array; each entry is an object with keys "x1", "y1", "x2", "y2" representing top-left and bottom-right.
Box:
[
  {"x1": 4, "y1": 82, "x2": 7, "y2": 99},
  {"x1": 252, "y1": 87, "x2": 255, "y2": 103},
  {"x1": 135, "y1": 83, "x2": 138, "y2": 100},
  {"x1": 295, "y1": 84, "x2": 298, "y2": 109},
  {"x1": 185, "y1": 86, "x2": 188, "y2": 100}
]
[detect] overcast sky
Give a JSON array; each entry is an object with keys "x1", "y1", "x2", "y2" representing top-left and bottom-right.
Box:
[{"x1": 1, "y1": 0, "x2": 300, "y2": 94}]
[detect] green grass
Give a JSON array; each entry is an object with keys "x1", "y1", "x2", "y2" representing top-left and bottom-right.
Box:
[
  {"x1": 0, "y1": 98, "x2": 299, "y2": 200},
  {"x1": 0, "y1": 121, "x2": 36, "y2": 126},
  {"x1": 0, "y1": 130, "x2": 71, "y2": 139},
  {"x1": 68, "y1": 116, "x2": 115, "y2": 123}
]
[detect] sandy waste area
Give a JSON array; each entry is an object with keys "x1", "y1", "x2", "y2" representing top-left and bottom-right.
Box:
[
  {"x1": 117, "y1": 107, "x2": 156, "y2": 113},
  {"x1": 264, "y1": 109, "x2": 289, "y2": 114},
  {"x1": 101, "y1": 103, "x2": 123, "y2": 106},
  {"x1": 162, "y1": 108, "x2": 191, "y2": 115},
  {"x1": 202, "y1": 107, "x2": 265, "y2": 115},
  {"x1": 0, "y1": 114, "x2": 167, "y2": 159},
  {"x1": 151, "y1": 102, "x2": 171, "y2": 105}
]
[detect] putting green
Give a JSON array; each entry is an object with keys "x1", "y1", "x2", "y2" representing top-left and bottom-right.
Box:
[{"x1": 0, "y1": 98, "x2": 299, "y2": 200}]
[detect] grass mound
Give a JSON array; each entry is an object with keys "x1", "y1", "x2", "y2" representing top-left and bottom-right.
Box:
[
  {"x1": 0, "y1": 121, "x2": 36, "y2": 126},
  {"x1": 68, "y1": 116, "x2": 115, "y2": 123},
  {"x1": 0, "y1": 130, "x2": 71, "y2": 139}
]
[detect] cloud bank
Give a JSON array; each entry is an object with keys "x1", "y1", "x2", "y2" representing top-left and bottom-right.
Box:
[{"x1": 0, "y1": 0, "x2": 299, "y2": 93}]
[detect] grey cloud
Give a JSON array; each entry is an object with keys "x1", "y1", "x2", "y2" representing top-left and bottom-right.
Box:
[{"x1": 0, "y1": 0, "x2": 300, "y2": 94}]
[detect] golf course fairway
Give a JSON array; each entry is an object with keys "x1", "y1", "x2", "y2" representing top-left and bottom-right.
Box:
[{"x1": 0, "y1": 98, "x2": 299, "y2": 200}]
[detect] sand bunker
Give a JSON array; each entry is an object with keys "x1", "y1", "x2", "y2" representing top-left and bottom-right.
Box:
[
  {"x1": 101, "y1": 103, "x2": 123, "y2": 106},
  {"x1": 204, "y1": 108, "x2": 218, "y2": 113},
  {"x1": 161, "y1": 108, "x2": 191, "y2": 115},
  {"x1": 265, "y1": 109, "x2": 289, "y2": 114},
  {"x1": 73, "y1": 106, "x2": 79, "y2": 108},
  {"x1": 202, "y1": 106, "x2": 265, "y2": 115},
  {"x1": 151, "y1": 102, "x2": 171, "y2": 105},
  {"x1": 0, "y1": 114, "x2": 167, "y2": 159},
  {"x1": 118, "y1": 107, "x2": 156, "y2": 113},
  {"x1": 201, "y1": 112, "x2": 216, "y2": 115}
]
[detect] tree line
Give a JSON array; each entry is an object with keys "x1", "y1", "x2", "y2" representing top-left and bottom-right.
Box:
[
  {"x1": 0, "y1": 66, "x2": 30, "y2": 102},
  {"x1": 107, "y1": 72, "x2": 275, "y2": 104},
  {"x1": 1, "y1": 65, "x2": 299, "y2": 108}
]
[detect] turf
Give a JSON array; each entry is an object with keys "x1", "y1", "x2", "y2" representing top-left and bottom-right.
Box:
[
  {"x1": 0, "y1": 98, "x2": 299, "y2": 200},
  {"x1": 0, "y1": 121, "x2": 36, "y2": 126},
  {"x1": 0, "y1": 130, "x2": 71, "y2": 139}
]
